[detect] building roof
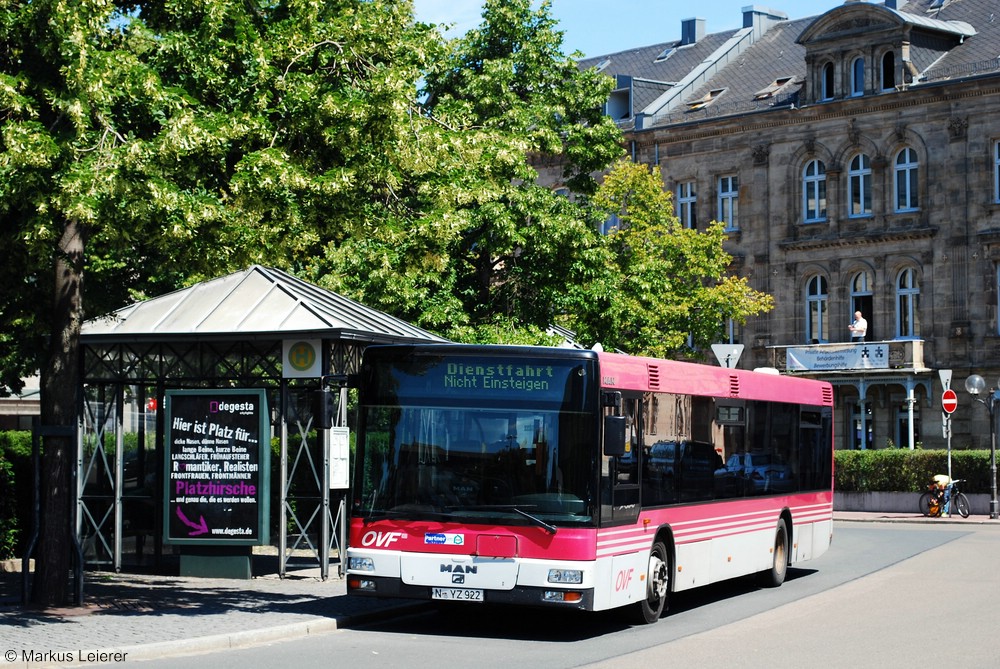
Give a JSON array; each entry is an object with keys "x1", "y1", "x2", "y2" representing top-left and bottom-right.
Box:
[
  {"x1": 81, "y1": 265, "x2": 448, "y2": 344},
  {"x1": 582, "y1": 0, "x2": 999, "y2": 129}
]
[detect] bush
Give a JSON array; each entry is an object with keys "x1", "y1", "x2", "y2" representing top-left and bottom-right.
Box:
[
  {"x1": 835, "y1": 449, "x2": 995, "y2": 493},
  {"x1": 0, "y1": 455, "x2": 17, "y2": 560},
  {"x1": 0, "y1": 431, "x2": 31, "y2": 560}
]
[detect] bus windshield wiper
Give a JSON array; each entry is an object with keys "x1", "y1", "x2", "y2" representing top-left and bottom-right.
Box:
[{"x1": 452, "y1": 504, "x2": 558, "y2": 535}]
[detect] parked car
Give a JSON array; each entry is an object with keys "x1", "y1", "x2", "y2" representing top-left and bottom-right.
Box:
[{"x1": 717, "y1": 452, "x2": 793, "y2": 494}]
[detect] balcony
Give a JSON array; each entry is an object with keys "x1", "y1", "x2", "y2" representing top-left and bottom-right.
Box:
[{"x1": 764, "y1": 340, "x2": 929, "y2": 374}]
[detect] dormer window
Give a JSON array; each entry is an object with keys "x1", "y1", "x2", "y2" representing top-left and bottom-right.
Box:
[
  {"x1": 753, "y1": 77, "x2": 794, "y2": 100},
  {"x1": 654, "y1": 47, "x2": 676, "y2": 63},
  {"x1": 687, "y1": 88, "x2": 726, "y2": 111}
]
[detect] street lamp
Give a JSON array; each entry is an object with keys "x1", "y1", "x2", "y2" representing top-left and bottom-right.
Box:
[{"x1": 964, "y1": 374, "x2": 999, "y2": 520}]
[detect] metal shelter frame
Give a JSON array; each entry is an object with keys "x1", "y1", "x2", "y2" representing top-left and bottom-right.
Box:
[{"x1": 76, "y1": 266, "x2": 445, "y2": 577}]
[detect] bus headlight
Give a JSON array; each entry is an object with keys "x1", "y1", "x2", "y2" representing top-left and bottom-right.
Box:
[
  {"x1": 547, "y1": 568, "x2": 583, "y2": 584},
  {"x1": 348, "y1": 556, "x2": 375, "y2": 572}
]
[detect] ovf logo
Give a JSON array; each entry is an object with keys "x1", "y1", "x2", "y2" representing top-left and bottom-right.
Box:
[{"x1": 283, "y1": 340, "x2": 321, "y2": 378}]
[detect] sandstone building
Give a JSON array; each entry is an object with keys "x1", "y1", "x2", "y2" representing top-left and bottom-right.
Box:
[{"x1": 538, "y1": 0, "x2": 1000, "y2": 451}]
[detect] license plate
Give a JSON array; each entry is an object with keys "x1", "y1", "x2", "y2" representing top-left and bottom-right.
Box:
[{"x1": 431, "y1": 587, "x2": 484, "y2": 602}]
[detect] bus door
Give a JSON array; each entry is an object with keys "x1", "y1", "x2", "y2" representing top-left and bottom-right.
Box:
[{"x1": 601, "y1": 393, "x2": 641, "y2": 525}]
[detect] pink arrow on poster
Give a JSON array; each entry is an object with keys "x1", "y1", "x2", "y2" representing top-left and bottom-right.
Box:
[{"x1": 176, "y1": 506, "x2": 209, "y2": 536}]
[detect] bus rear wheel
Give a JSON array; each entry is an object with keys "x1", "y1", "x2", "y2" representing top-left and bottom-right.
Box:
[
  {"x1": 757, "y1": 519, "x2": 789, "y2": 588},
  {"x1": 632, "y1": 541, "x2": 669, "y2": 624}
]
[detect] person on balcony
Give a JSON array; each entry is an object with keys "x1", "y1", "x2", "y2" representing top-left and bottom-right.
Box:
[{"x1": 848, "y1": 311, "x2": 867, "y2": 342}]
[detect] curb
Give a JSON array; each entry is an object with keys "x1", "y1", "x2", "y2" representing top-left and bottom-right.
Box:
[{"x1": 4, "y1": 601, "x2": 430, "y2": 669}]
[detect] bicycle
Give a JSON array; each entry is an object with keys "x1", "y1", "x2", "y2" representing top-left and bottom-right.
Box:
[{"x1": 918, "y1": 479, "x2": 971, "y2": 518}]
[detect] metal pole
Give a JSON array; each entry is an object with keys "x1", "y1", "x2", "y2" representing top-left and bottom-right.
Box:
[{"x1": 991, "y1": 396, "x2": 998, "y2": 520}]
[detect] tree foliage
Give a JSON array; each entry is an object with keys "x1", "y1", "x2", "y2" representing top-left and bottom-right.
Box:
[
  {"x1": 561, "y1": 159, "x2": 773, "y2": 357},
  {"x1": 0, "y1": 0, "x2": 440, "y2": 605},
  {"x1": 316, "y1": 0, "x2": 623, "y2": 341},
  {"x1": 0, "y1": 0, "x2": 773, "y2": 604}
]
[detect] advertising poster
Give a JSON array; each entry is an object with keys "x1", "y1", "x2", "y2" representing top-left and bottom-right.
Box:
[{"x1": 164, "y1": 389, "x2": 270, "y2": 545}]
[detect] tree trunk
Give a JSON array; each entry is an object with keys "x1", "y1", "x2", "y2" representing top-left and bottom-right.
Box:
[{"x1": 31, "y1": 218, "x2": 84, "y2": 607}]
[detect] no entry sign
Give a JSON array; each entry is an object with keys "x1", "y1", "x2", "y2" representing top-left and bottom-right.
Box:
[{"x1": 942, "y1": 388, "x2": 958, "y2": 414}]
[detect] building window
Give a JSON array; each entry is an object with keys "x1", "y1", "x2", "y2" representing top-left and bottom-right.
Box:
[
  {"x1": 848, "y1": 153, "x2": 872, "y2": 218},
  {"x1": 881, "y1": 51, "x2": 896, "y2": 91},
  {"x1": 802, "y1": 159, "x2": 827, "y2": 223},
  {"x1": 996, "y1": 265, "x2": 1000, "y2": 335},
  {"x1": 601, "y1": 213, "x2": 620, "y2": 236},
  {"x1": 850, "y1": 401, "x2": 874, "y2": 450},
  {"x1": 850, "y1": 57, "x2": 865, "y2": 96},
  {"x1": 894, "y1": 148, "x2": 919, "y2": 212},
  {"x1": 894, "y1": 398, "x2": 920, "y2": 450},
  {"x1": 806, "y1": 275, "x2": 829, "y2": 343},
  {"x1": 851, "y1": 270, "x2": 874, "y2": 340},
  {"x1": 718, "y1": 175, "x2": 739, "y2": 231},
  {"x1": 996, "y1": 264, "x2": 1000, "y2": 334},
  {"x1": 994, "y1": 140, "x2": 1000, "y2": 203},
  {"x1": 821, "y1": 63, "x2": 834, "y2": 101},
  {"x1": 895, "y1": 268, "x2": 920, "y2": 338},
  {"x1": 687, "y1": 88, "x2": 726, "y2": 111},
  {"x1": 677, "y1": 181, "x2": 697, "y2": 229},
  {"x1": 725, "y1": 318, "x2": 742, "y2": 345}
]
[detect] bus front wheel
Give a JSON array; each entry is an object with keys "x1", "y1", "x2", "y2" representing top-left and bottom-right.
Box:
[{"x1": 632, "y1": 541, "x2": 669, "y2": 624}]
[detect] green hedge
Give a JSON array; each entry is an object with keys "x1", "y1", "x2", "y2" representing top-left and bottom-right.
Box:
[
  {"x1": 0, "y1": 431, "x2": 31, "y2": 560},
  {"x1": 834, "y1": 449, "x2": 995, "y2": 493}
]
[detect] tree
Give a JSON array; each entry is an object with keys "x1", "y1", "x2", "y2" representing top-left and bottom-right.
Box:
[
  {"x1": 318, "y1": 0, "x2": 624, "y2": 341},
  {"x1": 562, "y1": 159, "x2": 773, "y2": 357},
  {"x1": 0, "y1": 0, "x2": 437, "y2": 605}
]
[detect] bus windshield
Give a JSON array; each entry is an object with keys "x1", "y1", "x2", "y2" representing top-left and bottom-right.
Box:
[{"x1": 354, "y1": 349, "x2": 598, "y2": 527}]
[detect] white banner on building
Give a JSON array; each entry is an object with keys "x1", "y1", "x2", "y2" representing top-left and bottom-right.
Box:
[{"x1": 786, "y1": 343, "x2": 888, "y2": 371}]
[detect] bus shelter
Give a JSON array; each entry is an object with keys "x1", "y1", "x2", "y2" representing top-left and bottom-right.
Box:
[{"x1": 76, "y1": 265, "x2": 445, "y2": 578}]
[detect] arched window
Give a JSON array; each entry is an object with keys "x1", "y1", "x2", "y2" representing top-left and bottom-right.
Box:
[
  {"x1": 851, "y1": 57, "x2": 865, "y2": 96},
  {"x1": 881, "y1": 51, "x2": 896, "y2": 91},
  {"x1": 821, "y1": 62, "x2": 834, "y2": 100},
  {"x1": 802, "y1": 159, "x2": 827, "y2": 223},
  {"x1": 894, "y1": 148, "x2": 919, "y2": 212},
  {"x1": 895, "y1": 268, "x2": 920, "y2": 338},
  {"x1": 806, "y1": 275, "x2": 829, "y2": 343},
  {"x1": 851, "y1": 270, "x2": 874, "y2": 340},
  {"x1": 848, "y1": 153, "x2": 872, "y2": 217}
]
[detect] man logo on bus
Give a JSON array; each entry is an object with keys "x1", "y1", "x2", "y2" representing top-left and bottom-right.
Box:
[{"x1": 288, "y1": 341, "x2": 316, "y2": 372}]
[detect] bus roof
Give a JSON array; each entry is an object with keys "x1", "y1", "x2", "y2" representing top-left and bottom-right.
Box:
[{"x1": 597, "y1": 350, "x2": 833, "y2": 406}]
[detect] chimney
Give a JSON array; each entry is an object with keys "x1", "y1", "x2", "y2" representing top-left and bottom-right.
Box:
[
  {"x1": 742, "y1": 6, "x2": 789, "y2": 38},
  {"x1": 681, "y1": 17, "x2": 706, "y2": 46}
]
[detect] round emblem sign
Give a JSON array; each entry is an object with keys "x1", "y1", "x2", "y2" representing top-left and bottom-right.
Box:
[
  {"x1": 288, "y1": 341, "x2": 317, "y2": 372},
  {"x1": 942, "y1": 389, "x2": 958, "y2": 414}
]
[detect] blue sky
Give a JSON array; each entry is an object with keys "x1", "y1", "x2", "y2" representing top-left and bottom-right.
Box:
[{"x1": 414, "y1": 1, "x2": 848, "y2": 58}]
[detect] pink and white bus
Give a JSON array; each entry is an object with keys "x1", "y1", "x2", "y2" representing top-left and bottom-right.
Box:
[{"x1": 346, "y1": 344, "x2": 833, "y2": 623}]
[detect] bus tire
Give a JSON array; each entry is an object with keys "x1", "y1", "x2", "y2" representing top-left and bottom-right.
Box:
[
  {"x1": 758, "y1": 518, "x2": 788, "y2": 588},
  {"x1": 632, "y1": 541, "x2": 669, "y2": 624}
]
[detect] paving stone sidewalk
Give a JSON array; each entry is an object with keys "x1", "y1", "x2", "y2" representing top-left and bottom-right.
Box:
[{"x1": 0, "y1": 563, "x2": 421, "y2": 668}]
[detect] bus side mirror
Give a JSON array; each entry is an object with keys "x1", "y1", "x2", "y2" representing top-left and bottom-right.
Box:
[{"x1": 604, "y1": 415, "x2": 627, "y2": 457}]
